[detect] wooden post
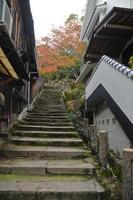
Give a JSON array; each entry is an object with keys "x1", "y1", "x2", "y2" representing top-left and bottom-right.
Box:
[
  {"x1": 122, "y1": 148, "x2": 133, "y2": 200},
  {"x1": 98, "y1": 131, "x2": 108, "y2": 169}
]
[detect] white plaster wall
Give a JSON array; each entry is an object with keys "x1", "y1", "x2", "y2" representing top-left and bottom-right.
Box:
[
  {"x1": 86, "y1": 60, "x2": 133, "y2": 124},
  {"x1": 95, "y1": 103, "x2": 131, "y2": 156},
  {"x1": 80, "y1": 0, "x2": 97, "y2": 41}
]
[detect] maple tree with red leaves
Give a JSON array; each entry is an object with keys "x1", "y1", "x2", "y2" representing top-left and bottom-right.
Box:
[{"x1": 37, "y1": 14, "x2": 85, "y2": 74}]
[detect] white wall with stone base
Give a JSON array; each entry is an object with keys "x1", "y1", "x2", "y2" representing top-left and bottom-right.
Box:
[{"x1": 94, "y1": 102, "x2": 131, "y2": 156}]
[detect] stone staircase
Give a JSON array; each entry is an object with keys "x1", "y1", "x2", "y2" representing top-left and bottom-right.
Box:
[{"x1": 0, "y1": 86, "x2": 104, "y2": 199}]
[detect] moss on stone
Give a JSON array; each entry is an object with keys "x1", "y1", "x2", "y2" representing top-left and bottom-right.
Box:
[
  {"x1": 0, "y1": 174, "x2": 92, "y2": 182},
  {"x1": 108, "y1": 150, "x2": 122, "y2": 182}
]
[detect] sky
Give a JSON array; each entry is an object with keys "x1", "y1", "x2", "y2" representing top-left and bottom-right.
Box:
[{"x1": 30, "y1": 0, "x2": 87, "y2": 39}]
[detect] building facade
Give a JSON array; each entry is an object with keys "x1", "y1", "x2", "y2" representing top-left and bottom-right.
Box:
[
  {"x1": 78, "y1": 0, "x2": 133, "y2": 155},
  {"x1": 81, "y1": 0, "x2": 133, "y2": 42},
  {"x1": 0, "y1": 0, "x2": 38, "y2": 133}
]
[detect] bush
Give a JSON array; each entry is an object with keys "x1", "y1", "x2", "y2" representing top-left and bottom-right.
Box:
[{"x1": 63, "y1": 83, "x2": 85, "y2": 113}]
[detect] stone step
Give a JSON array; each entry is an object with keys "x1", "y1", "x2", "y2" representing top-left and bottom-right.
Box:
[
  {"x1": 27, "y1": 112, "x2": 68, "y2": 117},
  {"x1": 13, "y1": 125, "x2": 76, "y2": 132},
  {"x1": 37, "y1": 92, "x2": 60, "y2": 94},
  {"x1": 0, "y1": 158, "x2": 95, "y2": 175},
  {"x1": 34, "y1": 105, "x2": 64, "y2": 108},
  {"x1": 37, "y1": 94, "x2": 62, "y2": 97},
  {"x1": 33, "y1": 107, "x2": 66, "y2": 111},
  {"x1": 39, "y1": 99, "x2": 63, "y2": 102},
  {"x1": 34, "y1": 104, "x2": 65, "y2": 108},
  {"x1": 46, "y1": 159, "x2": 95, "y2": 175},
  {"x1": 39, "y1": 97, "x2": 60, "y2": 99},
  {"x1": 0, "y1": 86, "x2": 105, "y2": 199},
  {"x1": 35, "y1": 101, "x2": 64, "y2": 104},
  {"x1": 35, "y1": 96, "x2": 62, "y2": 99},
  {"x1": 33, "y1": 101, "x2": 64, "y2": 104},
  {"x1": 39, "y1": 92, "x2": 61, "y2": 95},
  {"x1": 35, "y1": 99, "x2": 64, "y2": 103},
  {"x1": 34, "y1": 97, "x2": 63, "y2": 101},
  {"x1": 32, "y1": 103, "x2": 65, "y2": 106},
  {"x1": 10, "y1": 137, "x2": 83, "y2": 147},
  {"x1": 25, "y1": 117, "x2": 70, "y2": 123},
  {"x1": 4, "y1": 145, "x2": 89, "y2": 159},
  {"x1": 40, "y1": 96, "x2": 62, "y2": 98},
  {"x1": 20, "y1": 121, "x2": 73, "y2": 127},
  {"x1": 34, "y1": 104, "x2": 64, "y2": 107},
  {"x1": 0, "y1": 159, "x2": 47, "y2": 175},
  {"x1": 35, "y1": 102, "x2": 64, "y2": 104},
  {"x1": 12, "y1": 130, "x2": 78, "y2": 138},
  {"x1": 25, "y1": 115, "x2": 69, "y2": 119},
  {"x1": 28, "y1": 110, "x2": 67, "y2": 114},
  {"x1": 0, "y1": 179, "x2": 104, "y2": 200},
  {"x1": 36, "y1": 95, "x2": 63, "y2": 98},
  {"x1": 32, "y1": 109, "x2": 66, "y2": 113},
  {"x1": 30, "y1": 110, "x2": 67, "y2": 114},
  {"x1": 39, "y1": 95, "x2": 62, "y2": 98},
  {"x1": 40, "y1": 94, "x2": 61, "y2": 97},
  {"x1": 0, "y1": 173, "x2": 91, "y2": 182}
]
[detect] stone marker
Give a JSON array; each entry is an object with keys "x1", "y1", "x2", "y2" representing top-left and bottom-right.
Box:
[
  {"x1": 98, "y1": 131, "x2": 108, "y2": 169},
  {"x1": 90, "y1": 125, "x2": 98, "y2": 153},
  {"x1": 122, "y1": 148, "x2": 133, "y2": 200},
  {"x1": 83, "y1": 118, "x2": 89, "y2": 138}
]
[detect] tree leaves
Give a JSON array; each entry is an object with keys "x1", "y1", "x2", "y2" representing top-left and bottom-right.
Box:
[{"x1": 37, "y1": 14, "x2": 85, "y2": 74}]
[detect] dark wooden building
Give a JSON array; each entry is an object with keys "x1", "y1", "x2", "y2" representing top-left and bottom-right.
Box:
[{"x1": 0, "y1": 0, "x2": 38, "y2": 133}]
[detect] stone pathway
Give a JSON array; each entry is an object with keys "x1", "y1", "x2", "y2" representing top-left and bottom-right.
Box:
[{"x1": 0, "y1": 86, "x2": 104, "y2": 199}]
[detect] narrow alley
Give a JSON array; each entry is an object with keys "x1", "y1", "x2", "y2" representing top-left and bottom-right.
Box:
[
  {"x1": 1, "y1": 0, "x2": 133, "y2": 199},
  {"x1": 0, "y1": 85, "x2": 104, "y2": 199}
]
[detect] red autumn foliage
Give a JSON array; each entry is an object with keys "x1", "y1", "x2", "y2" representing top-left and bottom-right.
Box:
[{"x1": 37, "y1": 14, "x2": 85, "y2": 74}]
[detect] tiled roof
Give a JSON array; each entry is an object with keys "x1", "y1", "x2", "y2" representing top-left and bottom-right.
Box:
[{"x1": 100, "y1": 55, "x2": 133, "y2": 79}]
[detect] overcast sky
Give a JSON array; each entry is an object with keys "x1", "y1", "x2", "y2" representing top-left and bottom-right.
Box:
[{"x1": 30, "y1": 0, "x2": 87, "y2": 39}]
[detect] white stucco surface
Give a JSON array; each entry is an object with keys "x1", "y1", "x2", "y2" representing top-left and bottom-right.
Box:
[
  {"x1": 86, "y1": 59, "x2": 133, "y2": 124},
  {"x1": 80, "y1": 0, "x2": 97, "y2": 41},
  {"x1": 95, "y1": 103, "x2": 131, "y2": 155}
]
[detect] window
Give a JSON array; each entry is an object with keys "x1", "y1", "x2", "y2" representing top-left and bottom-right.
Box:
[
  {"x1": 106, "y1": 119, "x2": 110, "y2": 124},
  {"x1": 112, "y1": 118, "x2": 116, "y2": 124}
]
